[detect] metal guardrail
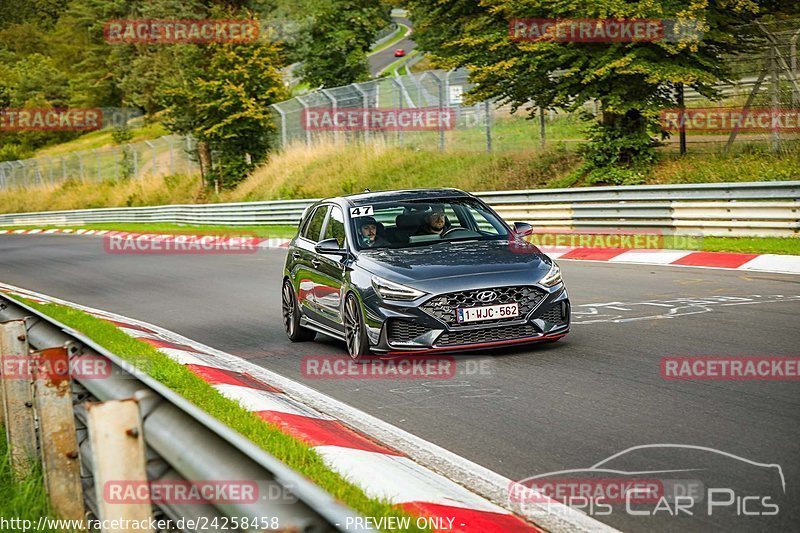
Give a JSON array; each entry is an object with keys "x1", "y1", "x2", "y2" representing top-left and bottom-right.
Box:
[
  {"x1": 0, "y1": 182, "x2": 798, "y2": 237},
  {"x1": 0, "y1": 294, "x2": 370, "y2": 532}
]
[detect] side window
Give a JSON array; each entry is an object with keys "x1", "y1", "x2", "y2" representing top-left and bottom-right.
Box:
[
  {"x1": 322, "y1": 206, "x2": 346, "y2": 247},
  {"x1": 302, "y1": 206, "x2": 329, "y2": 242}
]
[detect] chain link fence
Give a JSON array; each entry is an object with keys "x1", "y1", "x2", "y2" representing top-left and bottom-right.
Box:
[
  {"x1": 0, "y1": 135, "x2": 199, "y2": 190},
  {"x1": 274, "y1": 19, "x2": 800, "y2": 155}
]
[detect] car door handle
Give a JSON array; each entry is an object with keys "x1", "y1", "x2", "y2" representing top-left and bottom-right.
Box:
[
  {"x1": 311, "y1": 258, "x2": 321, "y2": 268},
  {"x1": 292, "y1": 252, "x2": 301, "y2": 260}
]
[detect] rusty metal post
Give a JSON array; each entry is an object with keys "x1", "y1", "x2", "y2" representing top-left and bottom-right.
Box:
[
  {"x1": 32, "y1": 346, "x2": 84, "y2": 521},
  {"x1": 86, "y1": 398, "x2": 153, "y2": 533},
  {"x1": 0, "y1": 320, "x2": 38, "y2": 479}
]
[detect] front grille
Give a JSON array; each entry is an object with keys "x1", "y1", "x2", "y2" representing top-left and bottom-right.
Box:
[
  {"x1": 421, "y1": 286, "x2": 546, "y2": 327},
  {"x1": 436, "y1": 324, "x2": 539, "y2": 346},
  {"x1": 538, "y1": 304, "x2": 565, "y2": 324},
  {"x1": 387, "y1": 319, "x2": 430, "y2": 344}
]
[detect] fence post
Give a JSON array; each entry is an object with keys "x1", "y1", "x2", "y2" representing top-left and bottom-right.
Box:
[
  {"x1": 390, "y1": 78, "x2": 404, "y2": 145},
  {"x1": 677, "y1": 83, "x2": 687, "y2": 156},
  {"x1": 168, "y1": 139, "x2": 175, "y2": 175},
  {"x1": 32, "y1": 346, "x2": 84, "y2": 521},
  {"x1": 0, "y1": 320, "x2": 38, "y2": 479},
  {"x1": 296, "y1": 95, "x2": 312, "y2": 146},
  {"x1": 92, "y1": 149, "x2": 100, "y2": 182},
  {"x1": 484, "y1": 100, "x2": 492, "y2": 153},
  {"x1": 421, "y1": 71, "x2": 445, "y2": 151},
  {"x1": 353, "y1": 83, "x2": 370, "y2": 144},
  {"x1": 145, "y1": 140, "x2": 157, "y2": 177},
  {"x1": 321, "y1": 89, "x2": 338, "y2": 144},
  {"x1": 86, "y1": 398, "x2": 153, "y2": 532},
  {"x1": 539, "y1": 107, "x2": 546, "y2": 150},
  {"x1": 272, "y1": 103, "x2": 288, "y2": 149},
  {"x1": 770, "y1": 45, "x2": 780, "y2": 153}
]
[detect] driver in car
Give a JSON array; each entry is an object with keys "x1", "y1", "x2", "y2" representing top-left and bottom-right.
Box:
[
  {"x1": 358, "y1": 217, "x2": 389, "y2": 248},
  {"x1": 415, "y1": 204, "x2": 449, "y2": 236}
]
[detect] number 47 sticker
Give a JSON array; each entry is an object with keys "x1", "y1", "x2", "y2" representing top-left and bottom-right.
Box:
[{"x1": 350, "y1": 206, "x2": 374, "y2": 217}]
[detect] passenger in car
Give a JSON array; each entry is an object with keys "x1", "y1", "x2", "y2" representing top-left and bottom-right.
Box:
[{"x1": 358, "y1": 217, "x2": 390, "y2": 248}]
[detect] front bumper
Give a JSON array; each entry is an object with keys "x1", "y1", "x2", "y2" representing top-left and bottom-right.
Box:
[{"x1": 362, "y1": 282, "x2": 570, "y2": 354}]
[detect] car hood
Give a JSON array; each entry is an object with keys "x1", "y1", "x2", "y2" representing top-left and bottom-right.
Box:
[{"x1": 356, "y1": 239, "x2": 551, "y2": 289}]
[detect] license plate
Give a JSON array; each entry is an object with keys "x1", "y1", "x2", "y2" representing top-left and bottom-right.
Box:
[{"x1": 457, "y1": 303, "x2": 519, "y2": 323}]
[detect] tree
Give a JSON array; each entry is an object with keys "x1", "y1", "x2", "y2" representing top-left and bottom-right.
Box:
[
  {"x1": 297, "y1": 0, "x2": 390, "y2": 88},
  {"x1": 158, "y1": 35, "x2": 288, "y2": 187},
  {"x1": 406, "y1": 0, "x2": 794, "y2": 178}
]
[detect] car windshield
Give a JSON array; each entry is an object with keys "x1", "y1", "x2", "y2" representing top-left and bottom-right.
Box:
[{"x1": 350, "y1": 198, "x2": 510, "y2": 250}]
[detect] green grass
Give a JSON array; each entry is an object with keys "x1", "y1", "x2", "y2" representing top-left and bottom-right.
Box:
[
  {"x1": 370, "y1": 23, "x2": 410, "y2": 56},
  {"x1": 34, "y1": 122, "x2": 169, "y2": 157},
  {"x1": 675, "y1": 236, "x2": 800, "y2": 255},
  {"x1": 0, "y1": 223, "x2": 298, "y2": 238},
  {"x1": 0, "y1": 429, "x2": 70, "y2": 532},
  {"x1": 10, "y1": 296, "x2": 427, "y2": 533}
]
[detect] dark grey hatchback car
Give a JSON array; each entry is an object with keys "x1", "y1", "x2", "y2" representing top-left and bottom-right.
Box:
[{"x1": 282, "y1": 188, "x2": 570, "y2": 360}]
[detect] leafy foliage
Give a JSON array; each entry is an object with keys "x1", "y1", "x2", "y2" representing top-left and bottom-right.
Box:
[
  {"x1": 406, "y1": 0, "x2": 797, "y2": 170},
  {"x1": 297, "y1": 0, "x2": 390, "y2": 87}
]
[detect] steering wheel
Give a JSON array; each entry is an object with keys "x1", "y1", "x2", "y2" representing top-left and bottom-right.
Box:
[{"x1": 440, "y1": 227, "x2": 469, "y2": 238}]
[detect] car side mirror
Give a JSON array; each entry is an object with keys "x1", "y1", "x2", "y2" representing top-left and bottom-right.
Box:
[
  {"x1": 315, "y1": 238, "x2": 347, "y2": 256},
  {"x1": 513, "y1": 222, "x2": 533, "y2": 237}
]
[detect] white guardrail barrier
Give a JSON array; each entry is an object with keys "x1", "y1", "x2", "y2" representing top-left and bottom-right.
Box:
[{"x1": 1, "y1": 181, "x2": 798, "y2": 237}]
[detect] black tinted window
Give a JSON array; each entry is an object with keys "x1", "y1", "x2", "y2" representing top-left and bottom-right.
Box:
[
  {"x1": 302, "y1": 206, "x2": 328, "y2": 242},
  {"x1": 322, "y1": 206, "x2": 346, "y2": 247}
]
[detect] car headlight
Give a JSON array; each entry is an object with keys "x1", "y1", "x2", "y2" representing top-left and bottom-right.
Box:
[
  {"x1": 540, "y1": 262, "x2": 562, "y2": 287},
  {"x1": 371, "y1": 275, "x2": 426, "y2": 301}
]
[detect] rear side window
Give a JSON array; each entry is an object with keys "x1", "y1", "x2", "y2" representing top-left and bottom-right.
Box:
[
  {"x1": 322, "y1": 206, "x2": 346, "y2": 247},
  {"x1": 302, "y1": 206, "x2": 329, "y2": 242}
]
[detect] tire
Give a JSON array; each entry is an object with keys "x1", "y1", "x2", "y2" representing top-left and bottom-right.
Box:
[
  {"x1": 282, "y1": 280, "x2": 316, "y2": 342},
  {"x1": 343, "y1": 293, "x2": 371, "y2": 362}
]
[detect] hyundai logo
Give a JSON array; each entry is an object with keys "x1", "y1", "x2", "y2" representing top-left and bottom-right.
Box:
[{"x1": 476, "y1": 290, "x2": 498, "y2": 303}]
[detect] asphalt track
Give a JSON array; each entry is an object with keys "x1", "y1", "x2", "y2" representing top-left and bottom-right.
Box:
[
  {"x1": 368, "y1": 17, "x2": 416, "y2": 76},
  {"x1": 1, "y1": 234, "x2": 798, "y2": 532}
]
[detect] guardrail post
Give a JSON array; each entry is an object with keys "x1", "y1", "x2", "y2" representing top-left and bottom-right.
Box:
[
  {"x1": 0, "y1": 320, "x2": 38, "y2": 479},
  {"x1": 86, "y1": 398, "x2": 153, "y2": 532},
  {"x1": 32, "y1": 346, "x2": 84, "y2": 521}
]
